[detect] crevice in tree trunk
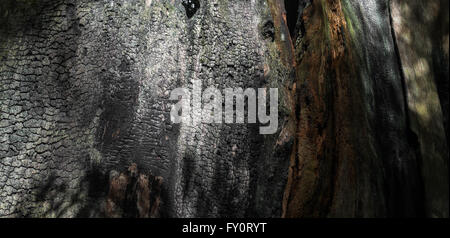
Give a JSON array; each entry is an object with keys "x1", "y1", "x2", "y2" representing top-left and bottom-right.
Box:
[
  {"x1": 388, "y1": 0, "x2": 426, "y2": 217},
  {"x1": 284, "y1": 0, "x2": 300, "y2": 39}
]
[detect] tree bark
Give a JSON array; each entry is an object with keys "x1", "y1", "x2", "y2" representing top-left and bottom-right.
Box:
[{"x1": 0, "y1": 0, "x2": 447, "y2": 218}]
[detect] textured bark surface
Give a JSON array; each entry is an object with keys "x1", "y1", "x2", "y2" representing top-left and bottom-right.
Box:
[
  {"x1": 282, "y1": 0, "x2": 448, "y2": 218},
  {"x1": 0, "y1": 0, "x2": 295, "y2": 218},
  {"x1": 0, "y1": 0, "x2": 448, "y2": 218},
  {"x1": 390, "y1": 0, "x2": 449, "y2": 218}
]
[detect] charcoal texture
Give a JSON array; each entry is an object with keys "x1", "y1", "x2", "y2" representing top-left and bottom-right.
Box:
[{"x1": 0, "y1": 0, "x2": 448, "y2": 218}]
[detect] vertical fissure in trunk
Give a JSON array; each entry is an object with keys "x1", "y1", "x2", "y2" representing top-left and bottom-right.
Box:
[
  {"x1": 387, "y1": 1, "x2": 425, "y2": 216},
  {"x1": 284, "y1": 0, "x2": 300, "y2": 39},
  {"x1": 283, "y1": 0, "x2": 311, "y2": 42}
]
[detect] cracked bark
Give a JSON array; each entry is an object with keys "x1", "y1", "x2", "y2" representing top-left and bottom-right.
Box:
[{"x1": 0, "y1": 0, "x2": 448, "y2": 218}]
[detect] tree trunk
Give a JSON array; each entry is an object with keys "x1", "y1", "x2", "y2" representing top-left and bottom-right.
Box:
[{"x1": 0, "y1": 0, "x2": 447, "y2": 218}]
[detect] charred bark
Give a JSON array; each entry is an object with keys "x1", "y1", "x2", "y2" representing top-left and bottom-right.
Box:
[{"x1": 0, "y1": 0, "x2": 448, "y2": 218}]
